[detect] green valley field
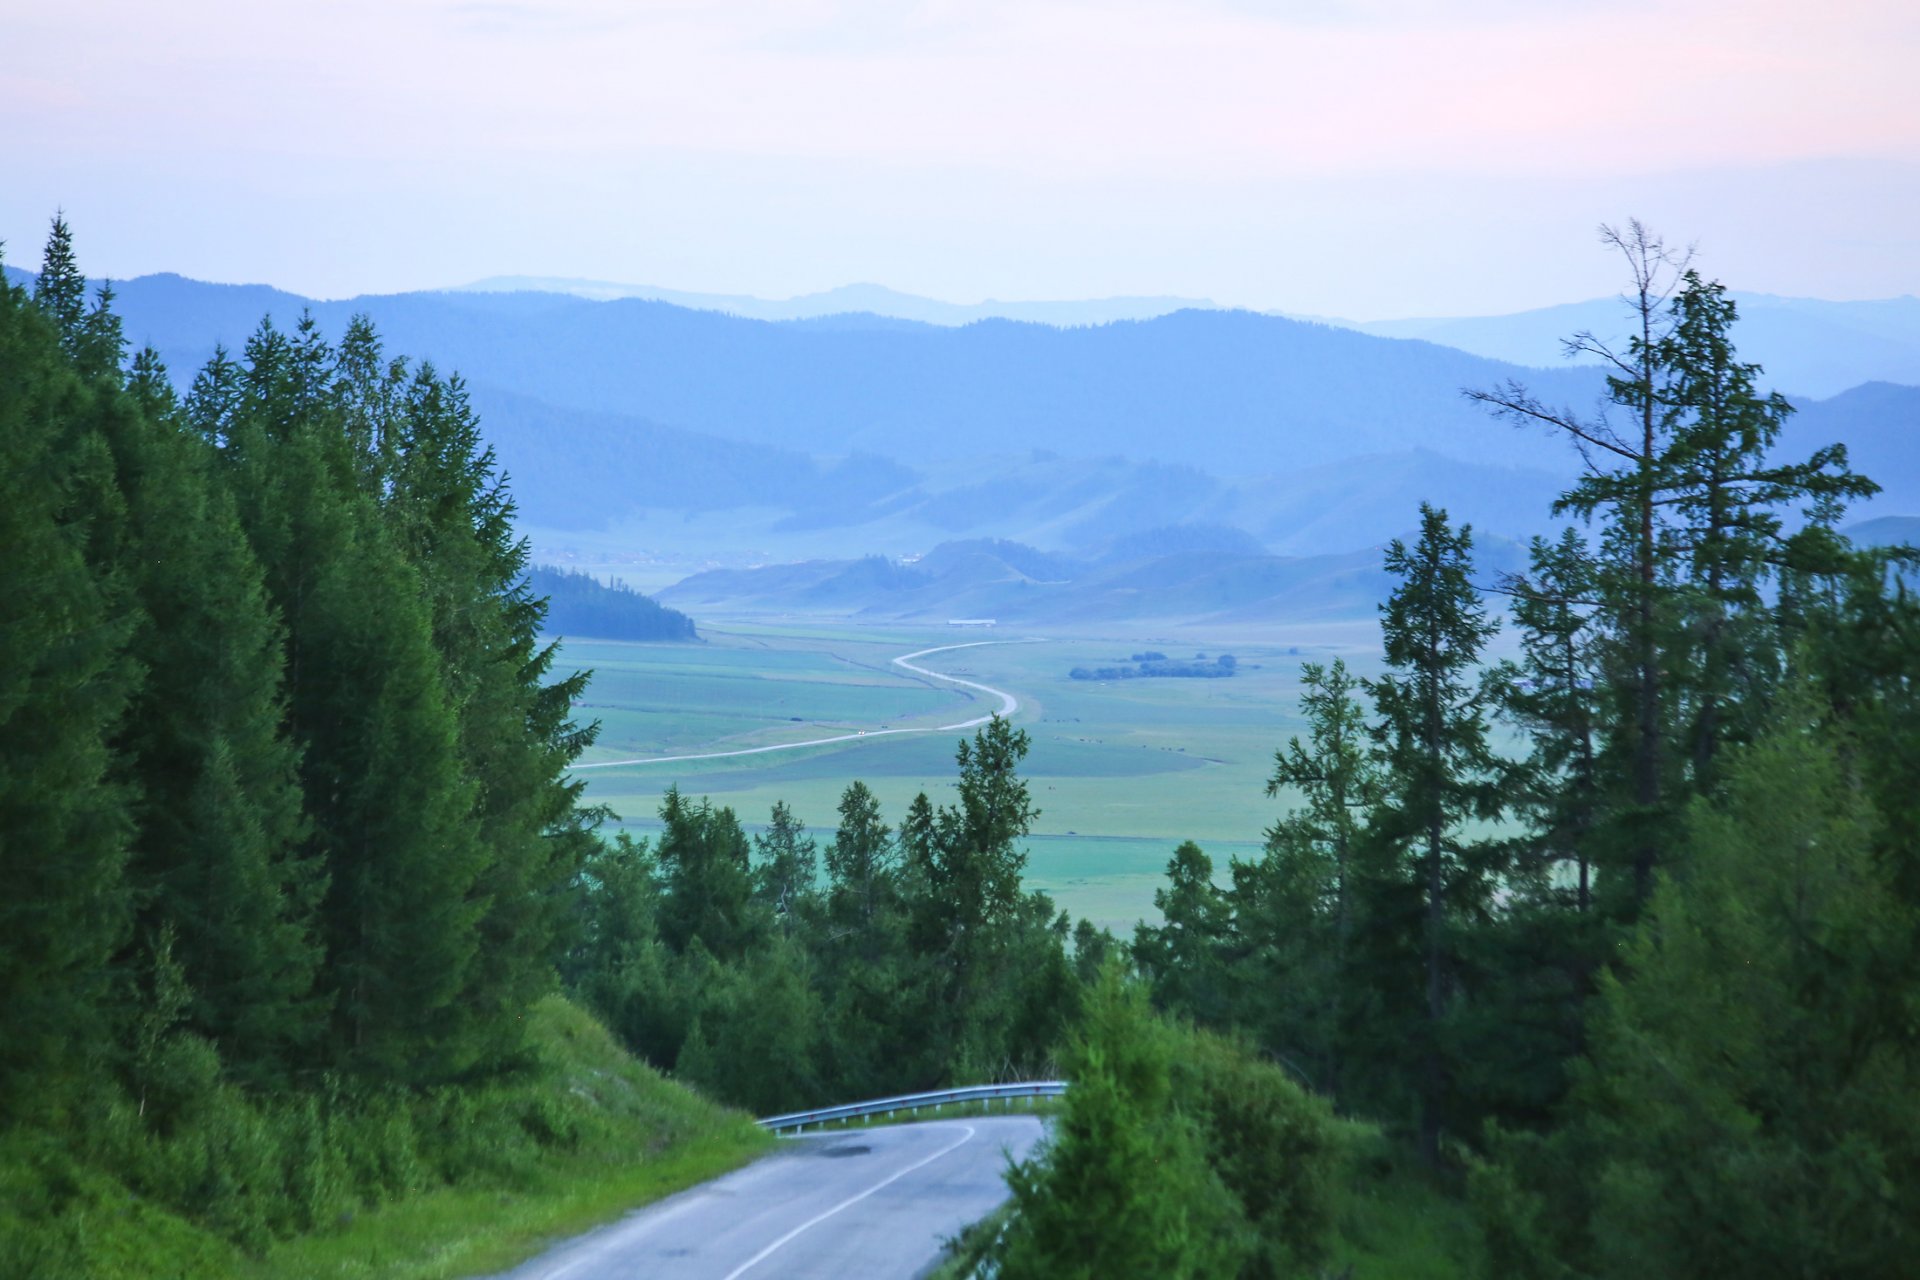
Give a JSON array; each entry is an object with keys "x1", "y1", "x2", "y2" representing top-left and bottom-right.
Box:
[{"x1": 563, "y1": 620, "x2": 1380, "y2": 927}]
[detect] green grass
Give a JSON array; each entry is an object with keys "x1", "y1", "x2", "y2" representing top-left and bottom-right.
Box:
[
  {"x1": 560, "y1": 624, "x2": 1383, "y2": 925},
  {"x1": 1327, "y1": 1128, "x2": 1476, "y2": 1279},
  {"x1": 239, "y1": 1000, "x2": 772, "y2": 1279},
  {"x1": 239, "y1": 1134, "x2": 761, "y2": 1280},
  {"x1": 0, "y1": 999, "x2": 772, "y2": 1280}
]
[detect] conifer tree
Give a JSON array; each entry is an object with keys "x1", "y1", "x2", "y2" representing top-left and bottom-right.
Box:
[
  {"x1": 1229, "y1": 658, "x2": 1383, "y2": 1097},
  {"x1": 1368, "y1": 503, "x2": 1505, "y2": 1162},
  {"x1": 753, "y1": 801, "x2": 819, "y2": 936},
  {"x1": 1564, "y1": 706, "x2": 1919, "y2": 1276},
  {"x1": 825, "y1": 780, "x2": 895, "y2": 929},
  {"x1": 217, "y1": 318, "x2": 489, "y2": 1083},
  {"x1": 1499, "y1": 529, "x2": 1604, "y2": 913},
  {"x1": 0, "y1": 262, "x2": 136, "y2": 1114},
  {"x1": 28, "y1": 251, "x2": 331, "y2": 1080},
  {"x1": 908, "y1": 717, "x2": 1042, "y2": 1073},
  {"x1": 30, "y1": 214, "x2": 86, "y2": 356},
  {"x1": 1471, "y1": 224, "x2": 1877, "y2": 908},
  {"x1": 1132, "y1": 842, "x2": 1231, "y2": 1028},
  {"x1": 995, "y1": 965, "x2": 1248, "y2": 1279},
  {"x1": 655, "y1": 787, "x2": 763, "y2": 962},
  {"x1": 374, "y1": 352, "x2": 597, "y2": 1065}
]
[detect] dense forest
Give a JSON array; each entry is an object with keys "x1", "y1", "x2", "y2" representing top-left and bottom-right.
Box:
[
  {"x1": 1108, "y1": 227, "x2": 1920, "y2": 1276},
  {"x1": 6, "y1": 215, "x2": 1919, "y2": 1279},
  {"x1": 0, "y1": 221, "x2": 1124, "y2": 1277},
  {"x1": 527, "y1": 564, "x2": 697, "y2": 642}
]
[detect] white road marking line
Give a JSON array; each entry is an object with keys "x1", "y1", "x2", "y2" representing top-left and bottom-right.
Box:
[
  {"x1": 571, "y1": 639, "x2": 1042, "y2": 770},
  {"x1": 718, "y1": 1125, "x2": 979, "y2": 1280}
]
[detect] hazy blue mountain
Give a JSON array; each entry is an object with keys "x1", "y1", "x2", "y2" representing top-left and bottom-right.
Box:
[
  {"x1": 1093, "y1": 523, "x2": 1270, "y2": 564},
  {"x1": 93, "y1": 272, "x2": 1601, "y2": 475},
  {"x1": 455, "y1": 277, "x2": 1215, "y2": 327},
  {"x1": 1354, "y1": 293, "x2": 1920, "y2": 399},
  {"x1": 1844, "y1": 515, "x2": 1920, "y2": 548},
  {"x1": 468, "y1": 385, "x2": 920, "y2": 530},
  {"x1": 27, "y1": 269, "x2": 1910, "y2": 573},
  {"x1": 656, "y1": 534, "x2": 1531, "y2": 625},
  {"x1": 1788, "y1": 382, "x2": 1920, "y2": 513}
]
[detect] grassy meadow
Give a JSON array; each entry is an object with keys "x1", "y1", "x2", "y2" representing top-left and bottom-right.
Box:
[{"x1": 562, "y1": 619, "x2": 1382, "y2": 928}]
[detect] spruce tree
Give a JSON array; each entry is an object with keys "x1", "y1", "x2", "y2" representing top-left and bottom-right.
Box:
[
  {"x1": 753, "y1": 801, "x2": 819, "y2": 936},
  {"x1": 1368, "y1": 503, "x2": 1505, "y2": 1162},
  {"x1": 995, "y1": 965, "x2": 1248, "y2": 1279},
  {"x1": 216, "y1": 318, "x2": 489, "y2": 1083},
  {"x1": 825, "y1": 779, "x2": 895, "y2": 930},
  {"x1": 0, "y1": 261, "x2": 136, "y2": 1113},
  {"x1": 1232, "y1": 658, "x2": 1382, "y2": 1097},
  {"x1": 370, "y1": 347, "x2": 598, "y2": 1066},
  {"x1": 1132, "y1": 842, "x2": 1231, "y2": 1028},
  {"x1": 655, "y1": 787, "x2": 763, "y2": 962},
  {"x1": 1567, "y1": 707, "x2": 1920, "y2": 1277},
  {"x1": 30, "y1": 214, "x2": 87, "y2": 358}
]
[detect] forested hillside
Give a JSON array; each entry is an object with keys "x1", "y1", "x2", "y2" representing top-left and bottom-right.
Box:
[
  {"x1": 0, "y1": 222, "x2": 1115, "y2": 1278},
  {"x1": 1091, "y1": 243, "x2": 1920, "y2": 1277},
  {"x1": 529, "y1": 565, "x2": 698, "y2": 641},
  {"x1": 0, "y1": 225, "x2": 771, "y2": 1276}
]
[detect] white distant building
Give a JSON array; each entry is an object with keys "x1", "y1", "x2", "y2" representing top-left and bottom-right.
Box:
[{"x1": 946, "y1": 618, "x2": 997, "y2": 628}]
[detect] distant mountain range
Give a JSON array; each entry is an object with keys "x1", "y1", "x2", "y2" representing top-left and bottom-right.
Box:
[
  {"x1": 6, "y1": 261, "x2": 1912, "y2": 623},
  {"x1": 450, "y1": 275, "x2": 1920, "y2": 399},
  {"x1": 655, "y1": 534, "x2": 1533, "y2": 627},
  {"x1": 457, "y1": 276, "x2": 1219, "y2": 329},
  {"x1": 1356, "y1": 293, "x2": 1920, "y2": 399}
]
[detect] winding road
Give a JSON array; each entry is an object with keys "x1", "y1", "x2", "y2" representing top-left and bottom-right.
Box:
[
  {"x1": 572, "y1": 639, "x2": 1039, "y2": 771},
  {"x1": 484, "y1": 1118, "x2": 1043, "y2": 1280}
]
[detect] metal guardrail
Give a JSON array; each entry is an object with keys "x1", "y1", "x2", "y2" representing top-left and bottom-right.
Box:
[{"x1": 759, "y1": 1081, "x2": 1067, "y2": 1133}]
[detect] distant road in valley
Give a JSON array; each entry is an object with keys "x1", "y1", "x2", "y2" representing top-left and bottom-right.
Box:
[
  {"x1": 572, "y1": 639, "x2": 1039, "y2": 771},
  {"x1": 486, "y1": 1118, "x2": 1042, "y2": 1280}
]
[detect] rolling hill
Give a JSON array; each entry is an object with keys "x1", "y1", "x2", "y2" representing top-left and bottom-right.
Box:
[{"x1": 6, "y1": 261, "x2": 1911, "y2": 625}]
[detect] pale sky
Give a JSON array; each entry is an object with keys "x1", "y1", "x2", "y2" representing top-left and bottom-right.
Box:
[{"x1": 5, "y1": 0, "x2": 1918, "y2": 317}]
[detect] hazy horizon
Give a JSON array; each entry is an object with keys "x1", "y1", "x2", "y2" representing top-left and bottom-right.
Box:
[{"x1": 7, "y1": 1, "x2": 1918, "y2": 318}]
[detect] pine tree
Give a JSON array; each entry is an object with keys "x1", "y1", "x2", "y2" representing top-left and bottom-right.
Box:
[
  {"x1": 1567, "y1": 705, "x2": 1920, "y2": 1277},
  {"x1": 218, "y1": 318, "x2": 489, "y2": 1083},
  {"x1": 1231, "y1": 658, "x2": 1382, "y2": 1097},
  {"x1": 1368, "y1": 503, "x2": 1505, "y2": 1162},
  {"x1": 995, "y1": 965, "x2": 1248, "y2": 1279},
  {"x1": 825, "y1": 780, "x2": 895, "y2": 930},
  {"x1": 374, "y1": 351, "x2": 598, "y2": 1066},
  {"x1": 753, "y1": 801, "x2": 819, "y2": 936},
  {"x1": 0, "y1": 261, "x2": 136, "y2": 1113},
  {"x1": 1132, "y1": 842, "x2": 1231, "y2": 1028}
]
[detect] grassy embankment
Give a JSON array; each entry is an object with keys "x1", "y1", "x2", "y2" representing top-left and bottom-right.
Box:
[
  {"x1": 562, "y1": 623, "x2": 1381, "y2": 927},
  {"x1": 1, "y1": 998, "x2": 770, "y2": 1280}
]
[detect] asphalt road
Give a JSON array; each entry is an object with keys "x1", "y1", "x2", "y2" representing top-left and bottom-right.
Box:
[
  {"x1": 487, "y1": 1117, "x2": 1044, "y2": 1280},
  {"x1": 572, "y1": 638, "x2": 1040, "y2": 771}
]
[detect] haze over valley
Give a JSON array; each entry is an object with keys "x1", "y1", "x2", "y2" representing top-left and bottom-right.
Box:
[{"x1": 7, "y1": 261, "x2": 1914, "y2": 626}]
